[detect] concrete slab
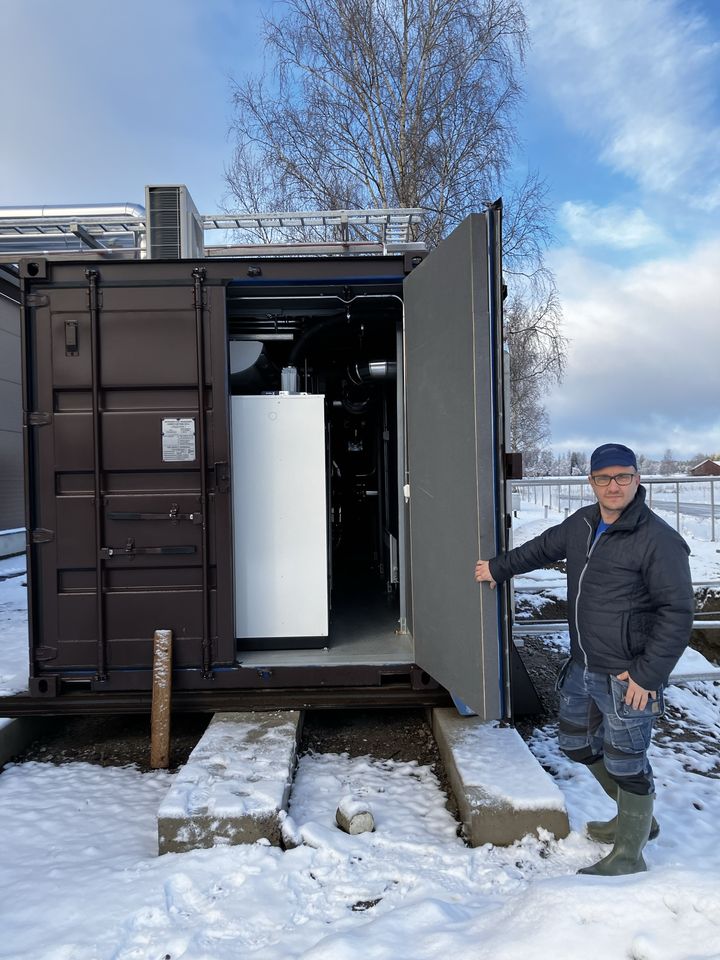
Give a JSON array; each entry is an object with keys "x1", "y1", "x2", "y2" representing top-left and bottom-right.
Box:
[
  {"x1": 670, "y1": 646, "x2": 720, "y2": 683},
  {"x1": 0, "y1": 530, "x2": 25, "y2": 560},
  {"x1": 158, "y1": 710, "x2": 303, "y2": 855},
  {"x1": 432, "y1": 708, "x2": 570, "y2": 847},
  {"x1": 0, "y1": 716, "x2": 47, "y2": 767}
]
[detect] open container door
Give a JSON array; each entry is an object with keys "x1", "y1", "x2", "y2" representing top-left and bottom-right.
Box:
[{"x1": 403, "y1": 209, "x2": 509, "y2": 720}]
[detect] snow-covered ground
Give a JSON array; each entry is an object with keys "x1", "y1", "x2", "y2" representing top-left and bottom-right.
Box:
[
  {"x1": 1, "y1": 513, "x2": 720, "y2": 959},
  {"x1": 1, "y1": 672, "x2": 719, "y2": 959},
  {"x1": 0, "y1": 557, "x2": 30, "y2": 697}
]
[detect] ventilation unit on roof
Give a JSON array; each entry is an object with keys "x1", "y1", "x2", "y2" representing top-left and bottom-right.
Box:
[{"x1": 145, "y1": 184, "x2": 204, "y2": 259}]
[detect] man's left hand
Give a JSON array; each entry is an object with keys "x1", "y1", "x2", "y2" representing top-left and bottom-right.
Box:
[{"x1": 615, "y1": 671, "x2": 655, "y2": 711}]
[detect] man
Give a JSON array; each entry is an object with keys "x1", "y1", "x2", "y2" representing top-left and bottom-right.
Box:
[{"x1": 475, "y1": 443, "x2": 693, "y2": 876}]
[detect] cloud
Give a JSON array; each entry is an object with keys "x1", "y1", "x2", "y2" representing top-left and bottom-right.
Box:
[
  {"x1": 559, "y1": 201, "x2": 667, "y2": 249},
  {"x1": 545, "y1": 234, "x2": 720, "y2": 457},
  {"x1": 526, "y1": 0, "x2": 720, "y2": 209}
]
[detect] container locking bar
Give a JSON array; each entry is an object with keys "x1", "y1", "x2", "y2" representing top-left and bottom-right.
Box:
[
  {"x1": 193, "y1": 267, "x2": 213, "y2": 679},
  {"x1": 86, "y1": 267, "x2": 107, "y2": 682},
  {"x1": 108, "y1": 509, "x2": 203, "y2": 524},
  {"x1": 100, "y1": 541, "x2": 197, "y2": 559}
]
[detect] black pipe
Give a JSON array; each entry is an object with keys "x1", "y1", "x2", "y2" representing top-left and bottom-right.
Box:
[{"x1": 288, "y1": 313, "x2": 346, "y2": 366}]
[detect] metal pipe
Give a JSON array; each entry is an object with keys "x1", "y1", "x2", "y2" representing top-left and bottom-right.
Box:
[
  {"x1": 347, "y1": 361, "x2": 397, "y2": 384},
  {"x1": 0, "y1": 202, "x2": 145, "y2": 220},
  {"x1": 0, "y1": 247, "x2": 143, "y2": 263}
]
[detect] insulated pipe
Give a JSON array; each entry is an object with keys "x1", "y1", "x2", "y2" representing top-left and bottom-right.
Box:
[
  {"x1": 0, "y1": 203, "x2": 147, "y2": 256},
  {"x1": 0, "y1": 202, "x2": 146, "y2": 221},
  {"x1": 347, "y1": 361, "x2": 397, "y2": 384}
]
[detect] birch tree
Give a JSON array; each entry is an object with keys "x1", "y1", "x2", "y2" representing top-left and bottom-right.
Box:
[{"x1": 226, "y1": 0, "x2": 565, "y2": 451}]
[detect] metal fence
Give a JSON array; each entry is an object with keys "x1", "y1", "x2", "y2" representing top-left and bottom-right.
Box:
[{"x1": 514, "y1": 475, "x2": 720, "y2": 542}]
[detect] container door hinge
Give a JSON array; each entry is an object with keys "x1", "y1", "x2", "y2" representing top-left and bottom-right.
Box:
[
  {"x1": 214, "y1": 461, "x2": 230, "y2": 493},
  {"x1": 27, "y1": 411, "x2": 52, "y2": 427},
  {"x1": 31, "y1": 528, "x2": 55, "y2": 544},
  {"x1": 504, "y1": 451, "x2": 523, "y2": 479},
  {"x1": 25, "y1": 293, "x2": 49, "y2": 307},
  {"x1": 34, "y1": 645, "x2": 58, "y2": 662}
]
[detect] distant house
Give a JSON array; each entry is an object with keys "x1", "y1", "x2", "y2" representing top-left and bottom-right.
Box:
[{"x1": 690, "y1": 459, "x2": 720, "y2": 476}]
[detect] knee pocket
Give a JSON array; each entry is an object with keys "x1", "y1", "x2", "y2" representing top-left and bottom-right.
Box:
[
  {"x1": 603, "y1": 738, "x2": 649, "y2": 779},
  {"x1": 606, "y1": 712, "x2": 653, "y2": 755}
]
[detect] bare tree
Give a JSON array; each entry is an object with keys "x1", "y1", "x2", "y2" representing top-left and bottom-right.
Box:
[
  {"x1": 227, "y1": 0, "x2": 527, "y2": 241},
  {"x1": 659, "y1": 449, "x2": 679, "y2": 476},
  {"x1": 226, "y1": 0, "x2": 565, "y2": 450},
  {"x1": 504, "y1": 279, "x2": 565, "y2": 470}
]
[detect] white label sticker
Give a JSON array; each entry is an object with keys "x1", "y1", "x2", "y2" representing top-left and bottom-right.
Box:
[{"x1": 162, "y1": 418, "x2": 196, "y2": 462}]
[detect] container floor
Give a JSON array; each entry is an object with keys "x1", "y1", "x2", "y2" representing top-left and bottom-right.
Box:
[{"x1": 236, "y1": 588, "x2": 410, "y2": 666}]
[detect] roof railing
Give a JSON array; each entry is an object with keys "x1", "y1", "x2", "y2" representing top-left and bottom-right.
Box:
[{"x1": 0, "y1": 204, "x2": 426, "y2": 261}]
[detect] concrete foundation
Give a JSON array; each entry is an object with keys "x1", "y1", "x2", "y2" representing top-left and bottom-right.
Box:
[
  {"x1": 0, "y1": 531, "x2": 25, "y2": 560},
  {"x1": 0, "y1": 717, "x2": 47, "y2": 767},
  {"x1": 432, "y1": 708, "x2": 570, "y2": 847},
  {"x1": 158, "y1": 710, "x2": 303, "y2": 855}
]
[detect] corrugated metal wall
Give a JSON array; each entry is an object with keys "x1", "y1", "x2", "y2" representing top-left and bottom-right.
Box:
[{"x1": 0, "y1": 273, "x2": 23, "y2": 534}]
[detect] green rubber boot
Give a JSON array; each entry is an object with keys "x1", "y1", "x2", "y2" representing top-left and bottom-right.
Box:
[
  {"x1": 578, "y1": 789, "x2": 654, "y2": 876},
  {"x1": 585, "y1": 761, "x2": 659, "y2": 844}
]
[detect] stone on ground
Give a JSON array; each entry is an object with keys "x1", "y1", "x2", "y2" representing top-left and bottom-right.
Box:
[{"x1": 336, "y1": 795, "x2": 375, "y2": 834}]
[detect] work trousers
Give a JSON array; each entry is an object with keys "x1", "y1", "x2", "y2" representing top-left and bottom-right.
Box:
[{"x1": 556, "y1": 658, "x2": 659, "y2": 795}]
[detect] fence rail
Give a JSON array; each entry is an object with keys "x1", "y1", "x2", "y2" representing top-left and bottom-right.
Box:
[{"x1": 514, "y1": 475, "x2": 720, "y2": 542}]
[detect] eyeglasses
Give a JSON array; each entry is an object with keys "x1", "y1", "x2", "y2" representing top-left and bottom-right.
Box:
[{"x1": 590, "y1": 472, "x2": 637, "y2": 487}]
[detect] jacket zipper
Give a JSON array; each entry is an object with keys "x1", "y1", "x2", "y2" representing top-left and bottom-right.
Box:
[{"x1": 575, "y1": 517, "x2": 598, "y2": 668}]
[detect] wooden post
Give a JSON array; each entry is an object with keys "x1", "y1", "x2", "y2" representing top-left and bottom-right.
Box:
[{"x1": 150, "y1": 629, "x2": 173, "y2": 769}]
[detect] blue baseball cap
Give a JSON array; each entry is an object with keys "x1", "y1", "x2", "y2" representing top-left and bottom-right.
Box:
[{"x1": 590, "y1": 443, "x2": 637, "y2": 473}]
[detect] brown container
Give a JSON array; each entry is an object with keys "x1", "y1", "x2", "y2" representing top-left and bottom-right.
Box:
[{"x1": 12, "y1": 211, "x2": 520, "y2": 719}]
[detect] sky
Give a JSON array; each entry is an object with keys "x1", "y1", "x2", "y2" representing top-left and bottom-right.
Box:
[
  {"x1": 1, "y1": 0, "x2": 719, "y2": 460},
  {"x1": 519, "y1": 0, "x2": 720, "y2": 460}
]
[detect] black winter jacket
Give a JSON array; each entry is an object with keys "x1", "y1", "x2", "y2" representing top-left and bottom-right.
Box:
[{"x1": 489, "y1": 486, "x2": 693, "y2": 690}]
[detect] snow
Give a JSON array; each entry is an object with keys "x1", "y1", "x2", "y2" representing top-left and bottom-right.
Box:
[
  {"x1": 671, "y1": 647, "x2": 720, "y2": 682},
  {"x1": 1, "y1": 520, "x2": 720, "y2": 958},
  {"x1": 0, "y1": 566, "x2": 28, "y2": 697},
  {"x1": 159, "y1": 713, "x2": 300, "y2": 820},
  {"x1": 442, "y1": 720, "x2": 566, "y2": 811},
  {"x1": 2, "y1": 712, "x2": 720, "y2": 959},
  {"x1": 336, "y1": 793, "x2": 375, "y2": 821}
]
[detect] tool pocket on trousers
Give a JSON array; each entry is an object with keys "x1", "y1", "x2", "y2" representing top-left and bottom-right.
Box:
[{"x1": 610, "y1": 675, "x2": 665, "y2": 719}]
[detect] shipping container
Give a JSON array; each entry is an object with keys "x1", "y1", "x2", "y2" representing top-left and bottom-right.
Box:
[{"x1": 2, "y1": 205, "x2": 529, "y2": 720}]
